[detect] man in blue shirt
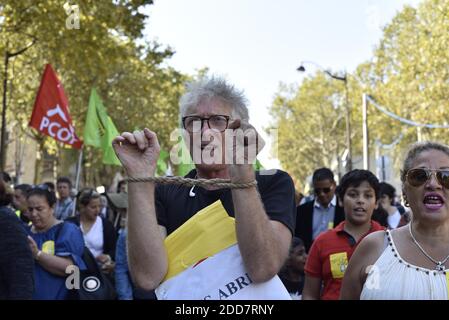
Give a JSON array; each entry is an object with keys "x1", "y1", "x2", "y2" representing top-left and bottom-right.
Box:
[
  {"x1": 295, "y1": 168, "x2": 345, "y2": 252},
  {"x1": 54, "y1": 177, "x2": 75, "y2": 220}
]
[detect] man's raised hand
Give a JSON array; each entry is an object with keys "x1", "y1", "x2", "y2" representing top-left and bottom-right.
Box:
[{"x1": 112, "y1": 128, "x2": 160, "y2": 177}]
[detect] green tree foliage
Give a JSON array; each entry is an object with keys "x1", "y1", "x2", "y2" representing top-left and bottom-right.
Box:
[
  {"x1": 269, "y1": 74, "x2": 347, "y2": 188},
  {"x1": 364, "y1": 0, "x2": 449, "y2": 164},
  {"x1": 269, "y1": 0, "x2": 449, "y2": 187},
  {"x1": 0, "y1": 1, "x2": 188, "y2": 185}
]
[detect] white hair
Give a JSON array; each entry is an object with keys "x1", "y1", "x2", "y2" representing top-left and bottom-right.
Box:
[{"x1": 179, "y1": 76, "x2": 249, "y2": 125}]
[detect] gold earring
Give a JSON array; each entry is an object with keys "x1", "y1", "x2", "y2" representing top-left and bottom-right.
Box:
[{"x1": 403, "y1": 196, "x2": 409, "y2": 207}]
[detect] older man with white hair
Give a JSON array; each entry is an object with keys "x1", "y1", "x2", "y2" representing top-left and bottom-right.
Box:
[{"x1": 113, "y1": 76, "x2": 296, "y2": 299}]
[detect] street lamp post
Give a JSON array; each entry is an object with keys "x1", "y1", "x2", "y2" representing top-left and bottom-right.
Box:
[{"x1": 297, "y1": 61, "x2": 352, "y2": 172}]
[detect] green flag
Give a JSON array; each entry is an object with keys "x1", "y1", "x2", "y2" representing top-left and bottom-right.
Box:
[
  {"x1": 177, "y1": 138, "x2": 195, "y2": 176},
  {"x1": 253, "y1": 159, "x2": 264, "y2": 171},
  {"x1": 84, "y1": 88, "x2": 121, "y2": 166},
  {"x1": 157, "y1": 149, "x2": 169, "y2": 176}
]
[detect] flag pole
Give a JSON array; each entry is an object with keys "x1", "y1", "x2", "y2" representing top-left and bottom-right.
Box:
[{"x1": 71, "y1": 148, "x2": 83, "y2": 217}]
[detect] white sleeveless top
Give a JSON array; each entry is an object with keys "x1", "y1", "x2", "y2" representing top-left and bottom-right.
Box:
[
  {"x1": 361, "y1": 229, "x2": 448, "y2": 300},
  {"x1": 81, "y1": 216, "x2": 104, "y2": 258}
]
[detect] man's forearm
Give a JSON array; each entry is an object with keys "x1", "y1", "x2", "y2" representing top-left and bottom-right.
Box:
[
  {"x1": 231, "y1": 186, "x2": 288, "y2": 283},
  {"x1": 127, "y1": 182, "x2": 167, "y2": 290}
]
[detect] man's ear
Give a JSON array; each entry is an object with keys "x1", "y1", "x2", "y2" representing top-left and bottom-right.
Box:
[{"x1": 374, "y1": 200, "x2": 379, "y2": 210}]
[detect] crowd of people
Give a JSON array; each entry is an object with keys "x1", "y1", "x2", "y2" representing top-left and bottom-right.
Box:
[
  {"x1": 0, "y1": 174, "x2": 134, "y2": 300},
  {"x1": 1, "y1": 76, "x2": 448, "y2": 300}
]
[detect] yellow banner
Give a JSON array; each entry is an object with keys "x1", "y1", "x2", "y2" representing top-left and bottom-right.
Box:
[{"x1": 163, "y1": 200, "x2": 237, "y2": 281}]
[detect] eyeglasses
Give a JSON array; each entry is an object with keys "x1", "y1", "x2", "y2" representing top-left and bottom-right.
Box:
[
  {"x1": 314, "y1": 187, "x2": 332, "y2": 195},
  {"x1": 406, "y1": 168, "x2": 449, "y2": 189},
  {"x1": 182, "y1": 115, "x2": 230, "y2": 133}
]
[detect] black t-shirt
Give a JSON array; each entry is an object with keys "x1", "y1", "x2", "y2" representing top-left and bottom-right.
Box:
[
  {"x1": 0, "y1": 206, "x2": 34, "y2": 299},
  {"x1": 279, "y1": 275, "x2": 304, "y2": 295},
  {"x1": 155, "y1": 169, "x2": 296, "y2": 236}
]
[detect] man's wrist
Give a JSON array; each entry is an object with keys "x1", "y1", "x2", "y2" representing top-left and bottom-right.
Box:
[
  {"x1": 126, "y1": 168, "x2": 156, "y2": 179},
  {"x1": 230, "y1": 165, "x2": 256, "y2": 184}
]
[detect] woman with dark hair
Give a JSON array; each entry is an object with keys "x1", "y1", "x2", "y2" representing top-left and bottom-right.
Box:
[
  {"x1": 378, "y1": 182, "x2": 409, "y2": 229},
  {"x1": 26, "y1": 185, "x2": 85, "y2": 300},
  {"x1": 0, "y1": 178, "x2": 34, "y2": 299},
  {"x1": 67, "y1": 188, "x2": 117, "y2": 274},
  {"x1": 341, "y1": 141, "x2": 449, "y2": 299}
]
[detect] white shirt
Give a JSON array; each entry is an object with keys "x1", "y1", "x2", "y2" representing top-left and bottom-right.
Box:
[
  {"x1": 387, "y1": 209, "x2": 402, "y2": 229},
  {"x1": 81, "y1": 216, "x2": 104, "y2": 258}
]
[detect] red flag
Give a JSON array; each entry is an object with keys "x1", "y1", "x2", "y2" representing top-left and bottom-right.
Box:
[{"x1": 29, "y1": 64, "x2": 83, "y2": 149}]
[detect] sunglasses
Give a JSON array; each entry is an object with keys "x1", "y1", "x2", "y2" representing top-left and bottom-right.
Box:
[
  {"x1": 77, "y1": 188, "x2": 99, "y2": 199},
  {"x1": 314, "y1": 187, "x2": 332, "y2": 194},
  {"x1": 406, "y1": 168, "x2": 449, "y2": 189}
]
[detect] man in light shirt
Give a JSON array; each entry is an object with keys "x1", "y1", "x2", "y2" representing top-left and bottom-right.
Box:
[
  {"x1": 295, "y1": 168, "x2": 345, "y2": 252},
  {"x1": 54, "y1": 176, "x2": 75, "y2": 220}
]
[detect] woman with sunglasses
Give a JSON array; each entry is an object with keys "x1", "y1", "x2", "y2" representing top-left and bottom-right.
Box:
[
  {"x1": 66, "y1": 188, "x2": 117, "y2": 274},
  {"x1": 341, "y1": 141, "x2": 449, "y2": 299},
  {"x1": 378, "y1": 182, "x2": 410, "y2": 229},
  {"x1": 26, "y1": 186, "x2": 85, "y2": 300}
]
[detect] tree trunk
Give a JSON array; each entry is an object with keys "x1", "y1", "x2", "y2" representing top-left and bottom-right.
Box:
[{"x1": 33, "y1": 139, "x2": 44, "y2": 184}]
